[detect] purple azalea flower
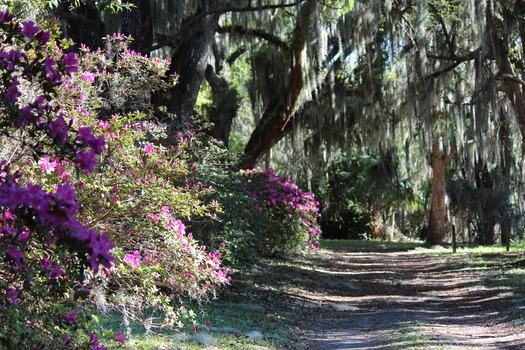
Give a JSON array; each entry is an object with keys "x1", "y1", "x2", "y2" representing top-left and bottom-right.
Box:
[
  {"x1": 0, "y1": 12, "x2": 14, "y2": 24},
  {"x1": 53, "y1": 183, "x2": 78, "y2": 214},
  {"x1": 90, "y1": 135, "x2": 106, "y2": 154},
  {"x1": 6, "y1": 287, "x2": 18, "y2": 305},
  {"x1": 36, "y1": 30, "x2": 50, "y2": 44},
  {"x1": 48, "y1": 115, "x2": 69, "y2": 143},
  {"x1": 44, "y1": 57, "x2": 56, "y2": 73},
  {"x1": 4, "y1": 77, "x2": 20, "y2": 102},
  {"x1": 76, "y1": 127, "x2": 106, "y2": 154},
  {"x1": 75, "y1": 149, "x2": 97, "y2": 173},
  {"x1": 6, "y1": 247, "x2": 24, "y2": 267},
  {"x1": 49, "y1": 266, "x2": 62, "y2": 279},
  {"x1": 61, "y1": 52, "x2": 78, "y2": 75},
  {"x1": 87, "y1": 231, "x2": 115, "y2": 272},
  {"x1": 114, "y1": 332, "x2": 125, "y2": 345},
  {"x1": 62, "y1": 312, "x2": 77, "y2": 325},
  {"x1": 67, "y1": 225, "x2": 93, "y2": 242},
  {"x1": 40, "y1": 258, "x2": 52, "y2": 271},
  {"x1": 21, "y1": 21, "x2": 39, "y2": 39}
]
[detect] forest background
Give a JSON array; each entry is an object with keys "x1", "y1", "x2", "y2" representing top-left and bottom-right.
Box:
[{"x1": 1, "y1": 0, "x2": 525, "y2": 348}]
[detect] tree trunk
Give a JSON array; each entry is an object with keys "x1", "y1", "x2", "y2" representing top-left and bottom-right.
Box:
[
  {"x1": 122, "y1": 0, "x2": 154, "y2": 53},
  {"x1": 239, "y1": 0, "x2": 315, "y2": 169},
  {"x1": 204, "y1": 65, "x2": 237, "y2": 148},
  {"x1": 427, "y1": 141, "x2": 456, "y2": 244},
  {"x1": 166, "y1": 8, "x2": 219, "y2": 124},
  {"x1": 499, "y1": 107, "x2": 512, "y2": 244},
  {"x1": 497, "y1": 38, "x2": 525, "y2": 145},
  {"x1": 56, "y1": 2, "x2": 104, "y2": 50}
]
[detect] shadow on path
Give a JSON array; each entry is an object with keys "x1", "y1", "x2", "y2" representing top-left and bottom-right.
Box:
[{"x1": 276, "y1": 246, "x2": 525, "y2": 349}]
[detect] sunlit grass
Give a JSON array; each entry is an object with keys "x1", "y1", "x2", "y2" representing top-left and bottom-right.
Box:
[
  {"x1": 93, "y1": 284, "x2": 293, "y2": 349},
  {"x1": 319, "y1": 238, "x2": 423, "y2": 250},
  {"x1": 95, "y1": 304, "x2": 289, "y2": 350}
]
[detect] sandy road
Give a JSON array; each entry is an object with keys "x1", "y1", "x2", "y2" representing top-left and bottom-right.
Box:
[{"x1": 289, "y1": 247, "x2": 525, "y2": 349}]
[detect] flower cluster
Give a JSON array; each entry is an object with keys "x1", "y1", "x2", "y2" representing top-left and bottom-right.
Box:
[
  {"x1": 0, "y1": 12, "x2": 112, "y2": 348},
  {"x1": 0, "y1": 162, "x2": 113, "y2": 276},
  {"x1": 77, "y1": 33, "x2": 176, "y2": 116},
  {"x1": 243, "y1": 168, "x2": 321, "y2": 252},
  {"x1": 0, "y1": 13, "x2": 104, "y2": 172}
]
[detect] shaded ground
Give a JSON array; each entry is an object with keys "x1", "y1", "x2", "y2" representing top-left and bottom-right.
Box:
[{"x1": 224, "y1": 245, "x2": 525, "y2": 349}]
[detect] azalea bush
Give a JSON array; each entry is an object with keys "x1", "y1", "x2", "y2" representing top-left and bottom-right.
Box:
[
  {"x1": 0, "y1": 12, "x2": 113, "y2": 348},
  {"x1": 243, "y1": 168, "x2": 321, "y2": 254},
  {"x1": 56, "y1": 35, "x2": 228, "y2": 338},
  {"x1": 192, "y1": 161, "x2": 321, "y2": 265},
  {"x1": 74, "y1": 113, "x2": 229, "y2": 334},
  {"x1": 0, "y1": 13, "x2": 229, "y2": 348}
]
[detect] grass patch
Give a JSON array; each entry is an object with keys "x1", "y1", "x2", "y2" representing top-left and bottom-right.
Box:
[
  {"x1": 320, "y1": 239, "x2": 423, "y2": 251},
  {"x1": 424, "y1": 242, "x2": 525, "y2": 325},
  {"x1": 93, "y1": 302, "x2": 292, "y2": 349},
  {"x1": 91, "y1": 262, "x2": 297, "y2": 350}
]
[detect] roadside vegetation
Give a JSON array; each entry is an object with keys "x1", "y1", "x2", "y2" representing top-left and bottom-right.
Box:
[{"x1": 2, "y1": 1, "x2": 525, "y2": 349}]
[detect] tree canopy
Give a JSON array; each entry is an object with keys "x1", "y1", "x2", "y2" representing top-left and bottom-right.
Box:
[{"x1": 51, "y1": 0, "x2": 525, "y2": 243}]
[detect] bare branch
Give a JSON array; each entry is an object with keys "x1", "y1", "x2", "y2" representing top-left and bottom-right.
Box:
[
  {"x1": 187, "y1": 1, "x2": 303, "y2": 28},
  {"x1": 145, "y1": 2, "x2": 303, "y2": 53}
]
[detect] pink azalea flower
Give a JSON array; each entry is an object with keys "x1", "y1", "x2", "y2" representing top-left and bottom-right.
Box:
[
  {"x1": 114, "y1": 332, "x2": 125, "y2": 345},
  {"x1": 80, "y1": 71, "x2": 96, "y2": 83},
  {"x1": 124, "y1": 250, "x2": 141, "y2": 268},
  {"x1": 38, "y1": 156, "x2": 57, "y2": 174}
]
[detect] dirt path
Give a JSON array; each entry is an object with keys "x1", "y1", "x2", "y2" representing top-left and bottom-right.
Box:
[{"x1": 277, "y1": 246, "x2": 525, "y2": 349}]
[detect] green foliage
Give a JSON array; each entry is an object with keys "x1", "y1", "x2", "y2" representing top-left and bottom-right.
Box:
[
  {"x1": 324, "y1": 152, "x2": 416, "y2": 239},
  {"x1": 188, "y1": 143, "x2": 321, "y2": 266},
  {"x1": 5, "y1": 27, "x2": 229, "y2": 347}
]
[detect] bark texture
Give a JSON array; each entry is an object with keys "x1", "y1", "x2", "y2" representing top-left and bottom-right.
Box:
[
  {"x1": 427, "y1": 142, "x2": 456, "y2": 244},
  {"x1": 166, "y1": 9, "x2": 219, "y2": 124},
  {"x1": 205, "y1": 65, "x2": 237, "y2": 148}
]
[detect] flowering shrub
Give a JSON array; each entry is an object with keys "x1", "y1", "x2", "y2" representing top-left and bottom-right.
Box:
[
  {"x1": 0, "y1": 13, "x2": 228, "y2": 348},
  {"x1": 0, "y1": 12, "x2": 113, "y2": 348},
  {"x1": 72, "y1": 113, "x2": 229, "y2": 333},
  {"x1": 243, "y1": 168, "x2": 321, "y2": 254},
  {"x1": 77, "y1": 33, "x2": 176, "y2": 117},
  {"x1": 191, "y1": 161, "x2": 321, "y2": 265},
  {"x1": 51, "y1": 35, "x2": 227, "y2": 337}
]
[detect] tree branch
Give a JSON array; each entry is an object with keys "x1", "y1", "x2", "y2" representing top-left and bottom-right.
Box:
[
  {"x1": 216, "y1": 25, "x2": 289, "y2": 51},
  {"x1": 426, "y1": 49, "x2": 479, "y2": 79},
  {"x1": 183, "y1": 1, "x2": 303, "y2": 33},
  {"x1": 497, "y1": 72, "x2": 525, "y2": 87},
  {"x1": 145, "y1": 2, "x2": 302, "y2": 53},
  {"x1": 444, "y1": 145, "x2": 458, "y2": 164}
]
